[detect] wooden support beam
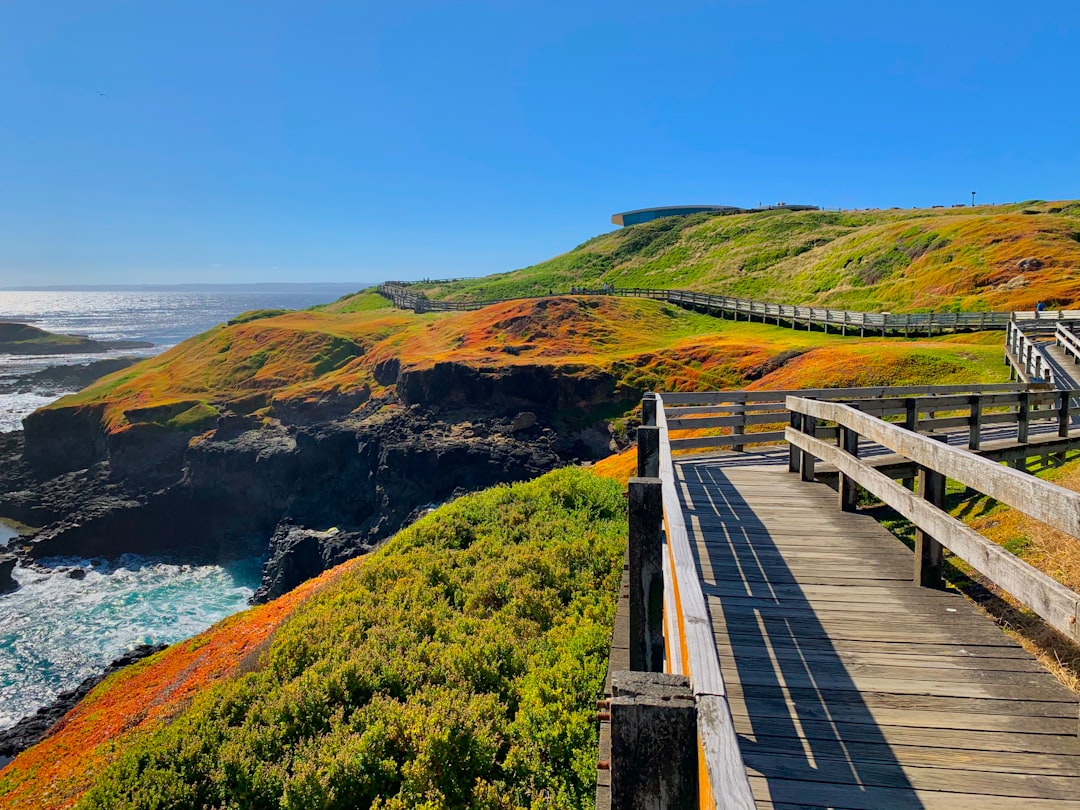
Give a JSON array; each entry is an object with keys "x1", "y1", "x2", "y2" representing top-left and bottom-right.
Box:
[
  {"x1": 838, "y1": 426, "x2": 860, "y2": 512},
  {"x1": 627, "y1": 478, "x2": 665, "y2": 673},
  {"x1": 609, "y1": 671, "x2": 697, "y2": 810},
  {"x1": 637, "y1": 426, "x2": 660, "y2": 479},
  {"x1": 915, "y1": 434, "x2": 948, "y2": 589}
]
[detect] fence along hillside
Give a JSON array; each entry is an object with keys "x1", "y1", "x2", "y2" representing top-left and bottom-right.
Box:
[{"x1": 378, "y1": 282, "x2": 1020, "y2": 336}]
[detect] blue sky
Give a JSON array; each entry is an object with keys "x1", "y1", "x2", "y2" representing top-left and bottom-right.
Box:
[{"x1": 2, "y1": 1, "x2": 1078, "y2": 286}]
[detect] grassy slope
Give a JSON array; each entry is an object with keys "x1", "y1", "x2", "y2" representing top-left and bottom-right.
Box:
[
  {"x1": 48, "y1": 296, "x2": 1009, "y2": 435},
  {"x1": 411, "y1": 201, "x2": 1080, "y2": 312},
  {"x1": 0, "y1": 468, "x2": 625, "y2": 810}
]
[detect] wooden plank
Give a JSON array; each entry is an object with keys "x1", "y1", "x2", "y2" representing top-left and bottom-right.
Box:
[
  {"x1": 785, "y1": 426, "x2": 1080, "y2": 643},
  {"x1": 742, "y1": 752, "x2": 1080, "y2": 800},
  {"x1": 736, "y1": 715, "x2": 1080, "y2": 755},
  {"x1": 697, "y1": 695, "x2": 757, "y2": 810},
  {"x1": 789, "y1": 397, "x2": 1080, "y2": 539},
  {"x1": 747, "y1": 776, "x2": 1080, "y2": 809},
  {"x1": 726, "y1": 683, "x2": 1079, "y2": 718},
  {"x1": 744, "y1": 734, "x2": 1080, "y2": 775}
]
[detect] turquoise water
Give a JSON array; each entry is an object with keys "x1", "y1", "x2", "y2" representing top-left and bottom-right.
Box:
[{"x1": 0, "y1": 551, "x2": 262, "y2": 730}]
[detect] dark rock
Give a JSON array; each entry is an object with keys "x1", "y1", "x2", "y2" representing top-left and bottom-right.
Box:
[
  {"x1": 0, "y1": 357, "x2": 140, "y2": 394},
  {"x1": 0, "y1": 555, "x2": 16, "y2": 593},
  {"x1": 0, "y1": 643, "x2": 167, "y2": 759},
  {"x1": 252, "y1": 522, "x2": 372, "y2": 603},
  {"x1": 1017, "y1": 257, "x2": 1044, "y2": 271},
  {"x1": 510, "y1": 411, "x2": 537, "y2": 432},
  {"x1": 67, "y1": 567, "x2": 86, "y2": 580}
]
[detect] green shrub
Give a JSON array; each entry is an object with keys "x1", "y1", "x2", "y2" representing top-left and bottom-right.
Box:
[{"x1": 79, "y1": 468, "x2": 626, "y2": 810}]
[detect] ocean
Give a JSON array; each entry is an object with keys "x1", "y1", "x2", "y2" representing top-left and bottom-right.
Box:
[{"x1": 0, "y1": 285, "x2": 363, "y2": 733}]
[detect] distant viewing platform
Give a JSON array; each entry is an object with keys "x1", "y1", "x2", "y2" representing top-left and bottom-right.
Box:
[{"x1": 611, "y1": 202, "x2": 820, "y2": 226}]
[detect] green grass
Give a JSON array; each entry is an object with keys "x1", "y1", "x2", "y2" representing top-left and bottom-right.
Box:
[
  {"x1": 78, "y1": 468, "x2": 625, "y2": 810},
  {"x1": 369, "y1": 201, "x2": 1080, "y2": 314}
]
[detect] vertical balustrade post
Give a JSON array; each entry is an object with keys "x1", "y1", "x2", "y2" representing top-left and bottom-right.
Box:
[
  {"x1": 968, "y1": 395, "x2": 983, "y2": 450},
  {"x1": 1018, "y1": 391, "x2": 1030, "y2": 444},
  {"x1": 902, "y1": 398, "x2": 919, "y2": 490},
  {"x1": 641, "y1": 393, "x2": 657, "y2": 427},
  {"x1": 838, "y1": 426, "x2": 860, "y2": 512},
  {"x1": 788, "y1": 411, "x2": 801, "y2": 473},
  {"x1": 637, "y1": 427, "x2": 660, "y2": 478},
  {"x1": 800, "y1": 415, "x2": 817, "y2": 482},
  {"x1": 914, "y1": 434, "x2": 948, "y2": 589},
  {"x1": 627, "y1": 478, "x2": 664, "y2": 673},
  {"x1": 609, "y1": 671, "x2": 697, "y2": 810}
]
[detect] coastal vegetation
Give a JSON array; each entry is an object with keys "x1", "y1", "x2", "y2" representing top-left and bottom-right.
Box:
[
  {"x1": 0, "y1": 468, "x2": 624, "y2": 810},
  {"x1": 410, "y1": 201, "x2": 1080, "y2": 312},
  {"x1": 11, "y1": 200, "x2": 1080, "y2": 805}
]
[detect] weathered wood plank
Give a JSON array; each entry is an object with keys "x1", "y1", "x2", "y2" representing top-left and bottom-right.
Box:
[
  {"x1": 785, "y1": 425, "x2": 1080, "y2": 643},
  {"x1": 748, "y1": 777, "x2": 1080, "y2": 809}
]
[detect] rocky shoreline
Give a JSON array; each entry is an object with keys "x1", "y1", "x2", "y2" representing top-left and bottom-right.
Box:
[
  {"x1": 0, "y1": 643, "x2": 167, "y2": 765},
  {"x1": 0, "y1": 358, "x2": 637, "y2": 754}
]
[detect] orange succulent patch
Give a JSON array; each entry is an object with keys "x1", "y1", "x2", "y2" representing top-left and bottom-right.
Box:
[{"x1": 0, "y1": 559, "x2": 363, "y2": 810}]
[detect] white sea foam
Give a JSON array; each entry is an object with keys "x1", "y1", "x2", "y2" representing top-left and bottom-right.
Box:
[{"x1": 0, "y1": 554, "x2": 261, "y2": 730}]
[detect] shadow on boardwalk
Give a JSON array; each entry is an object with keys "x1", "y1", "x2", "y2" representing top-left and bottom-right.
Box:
[{"x1": 679, "y1": 458, "x2": 924, "y2": 809}]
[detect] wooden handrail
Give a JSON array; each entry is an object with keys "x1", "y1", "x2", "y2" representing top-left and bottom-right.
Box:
[
  {"x1": 656, "y1": 395, "x2": 755, "y2": 809},
  {"x1": 662, "y1": 384, "x2": 1062, "y2": 455},
  {"x1": 377, "y1": 282, "x2": 1016, "y2": 334},
  {"x1": 785, "y1": 396, "x2": 1080, "y2": 643}
]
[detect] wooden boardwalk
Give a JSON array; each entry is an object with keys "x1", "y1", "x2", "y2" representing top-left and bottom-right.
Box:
[{"x1": 675, "y1": 456, "x2": 1080, "y2": 809}]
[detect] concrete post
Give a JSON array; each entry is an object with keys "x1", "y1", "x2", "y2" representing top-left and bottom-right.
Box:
[
  {"x1": 610, "y1": 671, "x2": 697, "y2": 810},
  {"x1": 628, "y1": 478, "x2": 665, "y2": 672},
  {"x1": 915, "y1": 433, "x2": 948, "y2": 589},
  {"x1": 642, "y1": 393, "x2": 658, "y2": 427},
  {"x1": 637, "y1": 426, "x2": 660, "y2": 479}
]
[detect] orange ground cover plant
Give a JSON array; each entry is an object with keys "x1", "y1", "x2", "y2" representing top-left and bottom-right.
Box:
[{"x1": 0, "y1": 559, "x2": 363, "y2": 810}]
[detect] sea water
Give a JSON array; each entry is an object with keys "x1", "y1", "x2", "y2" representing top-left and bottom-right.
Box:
[
  {"x1": 0, "y1": 553, "x2": 262, "y2": 730},
  {"x1": 0, "y1": 286, "x2": 359, "y2": 732},
  {"x1": 0, "y1": 286, "x2": 362, "y2": 431}
]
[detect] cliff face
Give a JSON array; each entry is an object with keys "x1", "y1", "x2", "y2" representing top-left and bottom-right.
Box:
[{"x1": 7, "y1": 357, "x2": 623, "y2": 599}]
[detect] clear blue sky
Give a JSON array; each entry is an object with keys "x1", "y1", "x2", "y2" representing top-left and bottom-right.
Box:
[{"x1": 2, "y1": 1, "x2": 1078, "y2": 286}]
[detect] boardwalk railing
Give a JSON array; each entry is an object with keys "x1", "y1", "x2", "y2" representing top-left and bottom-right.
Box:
[
  {"x1": 652, "y1": 394, "x2": 756, "y2": 808},
  {"x1": 377, "y1": 282, "x2": 1014, "y2": 335},
  {"x1": 1006, "y1": 318, "x2": 1059, "y2": 384},
  {"x1": 785, "y1": 396, "x2": 1080, "y2": 644},
  {"x1": 1058, "y1": 322, "x2": 1080, "y2": 364},
  {"x1": 658, "y1": 383, "x2": 1038, "y2": 454}
]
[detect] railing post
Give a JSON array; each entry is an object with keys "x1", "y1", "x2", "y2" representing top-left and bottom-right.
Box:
[
  {"x1": 1018, "y1": 391, "x2": 1030, "y2": 444},
  {"x1": 968, "y1": 395, "x2": 982, "y2": 450},
  {"x1": 627, "y1": 478, "x2": 665, "y2": 673},
  {"x1": 1059, "y1": 391, "x2": 1071, "y2": 439},
  {"x1": 787, "y1": 411, "x2": 801, "y2": 473},
  {"x1": 609, "y1": 671, "x2": 697, "y2": 810},
  {"x1": 800, "y1": 415, "x2": 817, "y2": 482},
  {"x1": 637, "y1": 427, "x2": 660, "y2": 478},
  {"x1": 838, "y1": 426, "x2": 859, "y2": 512},
  {"x1": 902, "y1": 398, "x2": 918, "y2": 490},
  {"x1": 641, "y1": 392, "x2": 657, "y2": 427},
  {"x1": 914, "y1": 433, "x2": 948, "y2": 589}
]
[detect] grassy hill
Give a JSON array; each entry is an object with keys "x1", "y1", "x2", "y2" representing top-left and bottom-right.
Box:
[
  {"x1": 0, "y1": 468, "x2": 625, "y2": 810},
  {"x1": 45, "y1": 295, "x2": 1008, "y2": 438},
  {"x1": 408, "y1": 201, "x2": 1080, "y2": 312}
]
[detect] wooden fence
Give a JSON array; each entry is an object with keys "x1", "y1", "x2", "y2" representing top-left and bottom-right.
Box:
[
  {"x1": 657, "y1": 383, "x2": 1037, "y2": 454},
  {"x1": 377, "y1": 283, "x2": 1016, "y2": 335},
  {"x1": 653, "y1": 394, "x2": 756, "y2": 809},
  {"x1": 785, "y1": 396, "x2": 1080, "y2": 644}
]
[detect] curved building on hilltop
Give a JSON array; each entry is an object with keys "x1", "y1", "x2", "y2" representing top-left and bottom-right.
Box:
[{"x1": 611, "y1": 203, "x2": 819, "y2": 226}]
